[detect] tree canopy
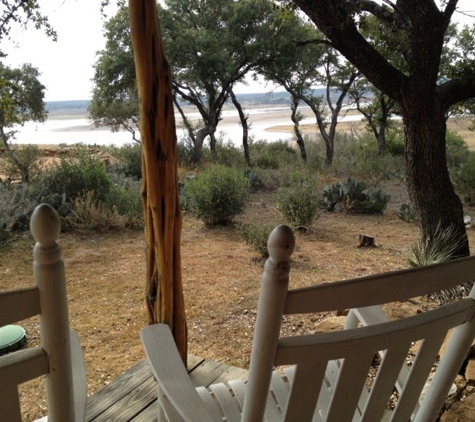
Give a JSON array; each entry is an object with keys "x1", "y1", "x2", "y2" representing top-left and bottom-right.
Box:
[
  {"x1": 89, "y1": 6, "x2": 139, "y2": 141},
  {"x1": 0, "y1": 62, "x2": 46, "y2": 183}
]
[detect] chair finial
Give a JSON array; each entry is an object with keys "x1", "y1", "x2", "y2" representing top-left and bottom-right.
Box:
[
  {"x1": 30, "y1": 204, "x2": 61, "y2": 244},
  {"x1": 267, "y1": 225, "x2": 295, "y2": 262}
]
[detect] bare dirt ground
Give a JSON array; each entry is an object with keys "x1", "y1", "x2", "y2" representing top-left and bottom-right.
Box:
[{"x1": 3, "y1": 184, "x2": 475, "y2": 420}]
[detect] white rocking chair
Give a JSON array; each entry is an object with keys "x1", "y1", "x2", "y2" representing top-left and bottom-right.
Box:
[
  {"x1": 0, "y1": 204, "x2": 87, "y2": 422},
  {"x1": 141, "y1": 225, "x2": 475, "y2": 422}
]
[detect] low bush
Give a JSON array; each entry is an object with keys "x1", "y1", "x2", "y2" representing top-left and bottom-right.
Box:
[
  {"x1": 250, "y1": 140, "x2": 298, "y2": 170},
  {"x1": 276, "y1": 182, "x2": 320, "y2": 231},
  {"x1": 452, "y1": 151, "x2": 475, "y2": 201},
  {"x1": 186, "y1": 165, "x2": 250, "y2": 225},
  {"x1": 105, "y1": 176, "x2": 143, "y2": 228},
  {"x1": 446, "y1": 129, "x2": 470, "y2": 170},
  {"x1": 0, "y1": 183, "x2": 39, "y2": 233},
  {"x1": 0, "y1": 217, "x2": 9, "y2": 245},
  {"x1": 34, "y1": 147, "x2": 111, "y2": 204},
  {"x1": 108, "y1": 143, "x2": 142, "y2": 179},
  {"x1": 202, "y1": 137, "x2": 246, "y2": 168},
  {"x1": 397, "y1": 203, "x2": 417, "y2": 222},
  {"x1": 177, "y1": 136, "x2": 196, "y2": 168},
  {"x1": 61, "y1": 191, "x2": 126, "y2": 233},
  {"x1": 240, "y1": 223, "x2": 276, "y2": 258},
  {"x1": 385, "y1": 127, "x2": 405, "y2": 156}
]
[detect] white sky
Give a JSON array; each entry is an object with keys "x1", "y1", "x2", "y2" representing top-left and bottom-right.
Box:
[{"x1": 1, "y1": 0, "x2": 474, "y2": 102}]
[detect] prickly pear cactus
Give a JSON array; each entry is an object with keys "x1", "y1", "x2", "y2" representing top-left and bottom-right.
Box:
[{"x1": 322, "y1": 180, "x2": 390, "y2": 214}]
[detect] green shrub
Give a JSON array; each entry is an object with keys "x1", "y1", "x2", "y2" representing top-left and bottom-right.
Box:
[
  {"x1": 105, "y1": 178, "x2": 143, "y2": 228},
  {"x1": 0, "y1": 217, "x2": 9, "y2": 244},
  {"x1": 186, "y1": 165, "x2": 250, "y2": 225},
  {"x1": 203, "y1": 137, "x2": 245, "y2": 167},
  {"x1": 452, "y1": 151, "x2": 475, "y2": 201},
  {"x1": 177, "y1": 136, "x2": 196, "y2": 168},
  {"x1": 35, "y1": 147, "x2": 111, "y2": 204},
  {"x1": 385, "y1": 127, "x2": 405, "y2": 156},
  {"x1": 397, "y1": 203, "x2": 417, "y2": 222},
  {"x1": 240, "y1": 223, "x2": 276, "y2": 258},
  {"x1": 250, "y1": 140, "x2": 298, "y2": 170},
  {"x1": 277, "y1": 182, "x2": 320, "y2": 231},
  {"x1": 446, "y1": 129, "x2": 470, "y2": 170},
  {"x1": 108, "y1": 143, "x2": 142, "y2": 179},
  {"x1": 332, "y1": 132, "x2": 405, "y2": 182}
]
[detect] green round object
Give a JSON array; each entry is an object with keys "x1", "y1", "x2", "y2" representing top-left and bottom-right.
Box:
[{"x1": 0, "y1": 325, "x2": 27, "y2": 355}]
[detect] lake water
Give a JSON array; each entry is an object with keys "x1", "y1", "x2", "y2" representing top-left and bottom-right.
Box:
[{"x1": 10, "y1": 106, "x2": 362, "y2": 147}]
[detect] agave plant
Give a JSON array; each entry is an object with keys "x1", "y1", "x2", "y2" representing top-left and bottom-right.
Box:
[{"x1": 408, "y1": 223, "x2": 473, "y2": 303}]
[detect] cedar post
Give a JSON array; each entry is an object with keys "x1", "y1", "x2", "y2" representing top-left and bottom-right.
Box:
[{"x1": 128, "y1": 0, "x2": 187, "y2": 363}]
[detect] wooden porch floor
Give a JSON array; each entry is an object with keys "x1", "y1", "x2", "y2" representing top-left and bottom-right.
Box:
[{"x1": 85, "y1": 356, "x2": 249, "y2": 422}]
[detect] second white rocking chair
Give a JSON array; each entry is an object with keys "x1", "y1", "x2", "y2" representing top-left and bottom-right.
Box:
[{"x1": 142, "y1": 225, "x2": 475, "y2": 422}]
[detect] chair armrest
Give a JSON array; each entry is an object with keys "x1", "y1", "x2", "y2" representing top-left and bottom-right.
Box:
[
  {"x1": 141, "y1": 324, "x2": 213, "y2": 421},
  {"x1": 70, "y1": 330, "x2": 87, "y2": 422}
]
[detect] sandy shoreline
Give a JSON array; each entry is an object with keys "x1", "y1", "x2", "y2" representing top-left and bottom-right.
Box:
[{"x1": 4, "y1": 105, "x2": 475, "y2": 149}]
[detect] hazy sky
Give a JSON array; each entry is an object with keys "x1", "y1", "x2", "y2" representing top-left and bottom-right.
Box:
[{"x1": 2, "y1": 1, "x2": 474, "y2": 102}]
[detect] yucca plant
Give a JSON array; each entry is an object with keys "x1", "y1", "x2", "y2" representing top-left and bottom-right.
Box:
[{"x1": 408, "y1": 223, "x2": 473, "y2": 303}]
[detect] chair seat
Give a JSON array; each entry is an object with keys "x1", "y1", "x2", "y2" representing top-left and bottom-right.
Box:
[{"x1": 181, "y1": 366, "x2": 394, "y2": 422}]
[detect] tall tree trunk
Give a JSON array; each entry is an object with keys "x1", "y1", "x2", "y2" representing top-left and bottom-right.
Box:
[
  {"x1": 209, "y1": 129, "x2": 217, "y2": 157},
  {"x1": 403, "y1": 106, "x2": 469, "y2": 258},
  {"x1": 193, "y1": 127, "x2": 208, "y2": 163},
  {"x1": 128, "y1": 0, "x2": 187, "y2": 363},
  {"x1": 230, "y1": 90, "x2": 251, "y2": 166},
  {"x1": 377, "y1": 129, "x2": 386, "y2": 155},
  {"x1": 290, "y1": 96, "x2": 307, "y2": 162}
]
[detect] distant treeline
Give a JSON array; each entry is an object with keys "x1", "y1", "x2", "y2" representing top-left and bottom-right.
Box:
[
  {"x1": 46, "y1": 100, "x2": 90, "y2": 113},
  {"x1": 45, "y1": 88, "x2": 330, "y2": 114}
]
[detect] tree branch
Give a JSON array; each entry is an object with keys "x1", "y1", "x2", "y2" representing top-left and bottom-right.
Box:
[{"x1": 439, "y1": 78, "x2": 475, "y2": 111}]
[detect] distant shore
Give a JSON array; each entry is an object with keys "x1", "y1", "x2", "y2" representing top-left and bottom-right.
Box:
[{"x1": 6, "y1": 104, "x2": 475, "y2": 149}]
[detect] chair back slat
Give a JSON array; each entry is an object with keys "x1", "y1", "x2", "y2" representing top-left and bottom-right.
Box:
[
  {"x1": 3, "y1": 385, "x2": 22, "y2": 422},
  {"x1": 285, "y1": 255, "x2": 475, "y2": 314},
  {"x1": 0, "y1": 288, "x2": 40, "y2": 326},
  {"x1": 392, "y1": 333, "x2": 447, "y2": 421},
  {"x1": 325, "y1": 353, "x2": 375, "y2": 422},
  {"x1": 361, "y1": 345, "x2": 411, "y2": 421},
  {"x1": 283, "y1": 361, "x2": 327, "y2": 421}
]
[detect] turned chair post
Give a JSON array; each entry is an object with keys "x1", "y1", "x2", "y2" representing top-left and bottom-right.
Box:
[
  {"x1": 30, "y1": 204, "x2": 75, "y2": 421},
  {"x1": 242, "y1": 225, "x2": 295, "y2": 422}
]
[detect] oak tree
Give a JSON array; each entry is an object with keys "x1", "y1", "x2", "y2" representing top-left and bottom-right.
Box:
[{"x1": 292, "y1": 0, "x2": 475, "y2": 257}]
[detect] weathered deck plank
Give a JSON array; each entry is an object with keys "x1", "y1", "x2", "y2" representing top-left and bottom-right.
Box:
[{"x1": 85, "y1": 356, "x2": 248, "y2": 422}]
